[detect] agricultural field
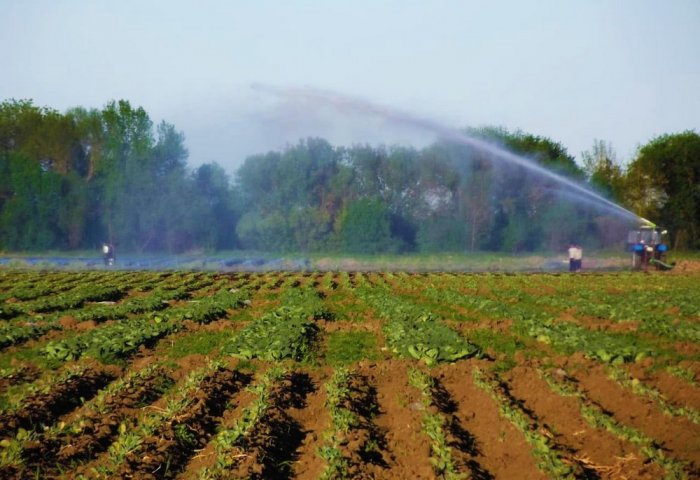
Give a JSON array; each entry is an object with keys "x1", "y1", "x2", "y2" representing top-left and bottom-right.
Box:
[{"x1": 0, "y1": 268, "x2": 698, "y2": 479}]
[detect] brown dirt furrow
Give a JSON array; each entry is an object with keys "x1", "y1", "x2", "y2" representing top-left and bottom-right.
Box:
[
  {"x1": 177, "y1": 384, "x2": 259, "y2": 478},
  {"x1": 114, "y1": 367, "x2": 250, "y2": 479},
  {"x1": 436, "y1": 360, "x2": 548, "y2": 480},
  {"x1": 221, "y1": 371, "x2": 311, "y2": 479},
  {"x1": 319, "y1": 319, "x2": 382, "y2": 333},
  {"x1": 290, "y1": 368, "x2": 331, "y2": 480},
  {"x1": 19, "y1": 366, "x2": 174, "y2": 478},
  {"x1": 573, "y1": 363, "x2": 700, "y2": 470},
  {"x1": 0, "y1": 368, "x2": 115, "y2": 437},
  {"x1": 363, "y1": 360, "x2": 435, "y2": 480},
  {"x1": 428, "y1": 374, "x2": 493, "y2": 479},
  {"x1": 505, "y1": 364, "x2": 664, "y2": 479},
  {"x1": 0, "y1": 365, "x2": 39, "y2": 394},
  {"x1": 625, "y1": 364, "x2": 700, "y2": 411}
]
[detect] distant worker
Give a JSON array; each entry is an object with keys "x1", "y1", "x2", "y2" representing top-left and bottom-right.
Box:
[
  {"x1": 102, "y1": 243, "x2": 115, "y2": 266},
  {"x1": 568, "y1": 244, "x2": 583, "y2": 272},
  {"x1": 568, "y1": 244, "x2": 577, "y2": 272}
]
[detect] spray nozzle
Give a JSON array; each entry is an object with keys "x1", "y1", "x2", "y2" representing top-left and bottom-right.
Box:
[{"x1": 639, "y1": 217, "x2": 656, "y2": 228}]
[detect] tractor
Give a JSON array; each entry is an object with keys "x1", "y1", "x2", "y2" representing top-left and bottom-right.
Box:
[{"x1": 626, "y1": 224, "x2": 673, "y2": 270}]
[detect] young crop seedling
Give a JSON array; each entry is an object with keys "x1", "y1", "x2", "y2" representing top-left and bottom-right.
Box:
[
  {"x1": 317, "y1": 367, "x2": 384, "y2": 480},
  {"x1": 607, "y1": 366, "x2": 700, "y2": 425},
  {"x1": 356, "y1": 288, "x2": 480, "y2": 365},
  {"x1": 198, "y1": 366, "x2": 287, "y2": 479},
  {"x1": 101, "y1": 359, "x2": 242, "y2": 478},
  {"x1": 408, "y1": 367, "x2": 467, "y2": 480},
  {"x1": 472, "y1": 367, "x2": 584, "y2": 479},
  {"x1": 540, "y1": 368, "x2": 689, "y2": 479}
]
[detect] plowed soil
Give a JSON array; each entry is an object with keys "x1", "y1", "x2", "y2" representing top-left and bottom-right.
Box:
[
  {"x1": 504, "y1": 364, "x2": 664, "y2": 479},
  {"x1": 0, "y1": 270, "x2": 698, "y2": 479},
  {"x1": 573, "y1": 363, "x2": 700, "y2": 472}
]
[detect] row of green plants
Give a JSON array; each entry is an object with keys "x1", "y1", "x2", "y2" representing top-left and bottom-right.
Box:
[
  {"x1": 0, "y1": 364, "x2": 174, "y2": 475},
  {"x1": 385, "y1": 314, "x2": 480, "y2": 366},
  {"x1": 534, "y1": 274, "x2": 700, "y2": 319},
  {"x1": 0, "y1": 271, "x2": 121, "y2": 303},
  {"x1": 19, "y1": 284, "x2": 126, "y2": 314},
  {"x1": 415, "y1": 270, "x2": 699, "y2": 331},
  {"x1": 0, "y1": 281, "x2": 196, "y2": 353},
  {"x1": 520, "y1": 279, "x2": 700, "y2": 344},
  {"x1": 407, "y1": 368, "x2": 466, "y2": 480},
  {"x1": 316, "y1": 367, "x2": 382, "y2": 480},
  {"x1": 2, "y1": 271, "x2": 121, "y2": 319},
  {"x1": 472, "y1": 367, "x2": 583, "y2": 479},
  {"x1": 198, "y1": 366, "x2": 288, "y2": 479},
  {"x1": 607, "y1": 366, "x2": 700, "y2": 425},
  {"x1": 1, "y1": 270, "x2": 167, "y2": 314},
  {"x1": 224, "y1": 288, "x2": 325, "y2": 361},
  {"x1": 0, "y1": 322, "x2": 53, "y2": 350},
  {"x1": 93, "y1": 360, "x2": 229, "y2": 478},
  {"x1": 42, "y1": 313, "x2": 179, "y2": 363},
  {"x1": 540, "y1": 369, "x2": 688, "y2": 480},
  {"x1": 462, "y1": 272, "x2": 700, "y2": 345},
  {"x1": 356, "y1": 287, "x2": 480, "y2": 365},
  {"x1": 225, "y1": 307, "x2": 318, "y2": 361},
  {"x1": 0, "y1": 365, "x2": 91, "y2": 416},
  {"x1": 517, "y1": 317, "x2": 655, "y2": 364},
  {"x1": 317, "y1": 368, "x2": 355, "y2": 480},
  {"x1": 415, "y1": 276, "x2": 659, "y2": 365},
  {"x1": 667, "y1": 365, "x2": 697, "y2": 387},
  {"x1": 281, "y1": 287, "x2": 335, "y2": 320},
  {"x1": 41, "y1": 288, "x2": 249, "y2": 362}
]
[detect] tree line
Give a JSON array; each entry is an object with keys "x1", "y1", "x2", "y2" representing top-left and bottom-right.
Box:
[{"x1": 1, "y1": 99, "x2": 698, "y2": 253}]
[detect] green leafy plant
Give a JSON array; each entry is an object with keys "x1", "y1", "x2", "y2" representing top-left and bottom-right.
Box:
[
  {"x1": 408, "y1": 368, "x2": 466, "y2": 480},
  {"x1": 540, "y1": 368, "x2": 688, "y2": 479}
]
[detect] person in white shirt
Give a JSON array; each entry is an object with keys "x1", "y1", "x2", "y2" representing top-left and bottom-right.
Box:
[
  {"x1": 102, "y1": 243, "x2": 115, "y2": 266},
  {"x1": 568, "y1": 244, "x2": 577, "y2": 272},
  {"x1": 568, "y1": 244, "x2": 583, "y2": 272},
  {"x1": 573, "y1": 245, "x2": 583, "y2": 271}
]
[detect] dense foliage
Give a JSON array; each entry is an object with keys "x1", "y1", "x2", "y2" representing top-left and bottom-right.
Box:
[
  {"x1": 0, "y1": 100, "x2": 237, "y2": 252},
  {"x1": 1, "y1": 99, "x2": 698, "y2": 253}
]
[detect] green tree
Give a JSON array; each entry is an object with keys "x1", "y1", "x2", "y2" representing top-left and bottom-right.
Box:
[
  {"x1": 465, "y1": 127, "x2": 586, "y2": 251},
  {"x1": 581, "y1": 139, "x2": 625, "y2": 201},
  {"x1": 0, "y1": 153, "x2": 62, "y2": 249},
  {"x1": 192, "y1": 163, "x2": 238, "y2": 250},
  {"x1": 96, "y1": 100, "x2": 154, "y2": 250},
  {"x1": 626, "y1": 131, "x2": 700, "y2": 249},
  {"x1": 338, "y1": 198, "x2": 393, "y2": 253},
  {"x1": 236, "y1": 211, "x2": 291, "y2": 251}
]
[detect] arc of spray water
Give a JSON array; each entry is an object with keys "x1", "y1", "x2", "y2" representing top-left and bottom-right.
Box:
[{"x1": 252, "y1": 83, "x2": 651, "y2": 227}]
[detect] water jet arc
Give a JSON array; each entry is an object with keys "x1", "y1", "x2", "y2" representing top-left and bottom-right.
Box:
[{"x1": 253, "y1": 84, "x2": 647, "y2": 226}]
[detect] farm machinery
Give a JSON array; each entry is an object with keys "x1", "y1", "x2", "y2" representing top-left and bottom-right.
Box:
[{"x1": 626, "y1": 224, "x2": 673, "y2": 271}]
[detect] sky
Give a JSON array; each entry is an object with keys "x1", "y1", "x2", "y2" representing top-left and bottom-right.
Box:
[{"x1": 1, "y1": 0, "x2": 699, "y2": 174}]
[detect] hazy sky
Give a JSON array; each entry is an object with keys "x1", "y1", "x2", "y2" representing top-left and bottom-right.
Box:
[{"x1": 1, "y1": 0, "x2": 699, "y2": 173}]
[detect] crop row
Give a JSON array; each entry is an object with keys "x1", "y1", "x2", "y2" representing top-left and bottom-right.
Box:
[
  {"x1": 606, "y1": 366, "x2": 700, "y2": 425},
  {"x1": 407, "y1": 368, "x2": 466, "y2": 479},
  {"x1": 90, "y1": 360, "x2": 245, "y2": 479},
  {"x1": 540, "y1": 369, "x2": 689, "y2": 479},
  {"x1": 225, "y1": 288, "x2": 326, "y2": 361},
  {"x1": 0, "y1": 366, "x2": 113, "y2": 445},
  {"x1": 355, "y1": 287, "x2": 480, "y2": 365},
  {"x1": 198, "y1": 367, "x2": 288, "y2": 480},
  {"x1": 317, "y1": 367, "x2": 382, "y2": 479},
  {"x1": 1, "y1": 364, "x2": 173, "y2": 477},
  {"x1": 42, "y1": 288, "x2": 250, "y2": 362},
  {"x1": 417, "y1": 280, "x2": 664, "y2": 365},
  {"x1": 472, "y1": 367, "x2": 583, "y2": 479}
]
